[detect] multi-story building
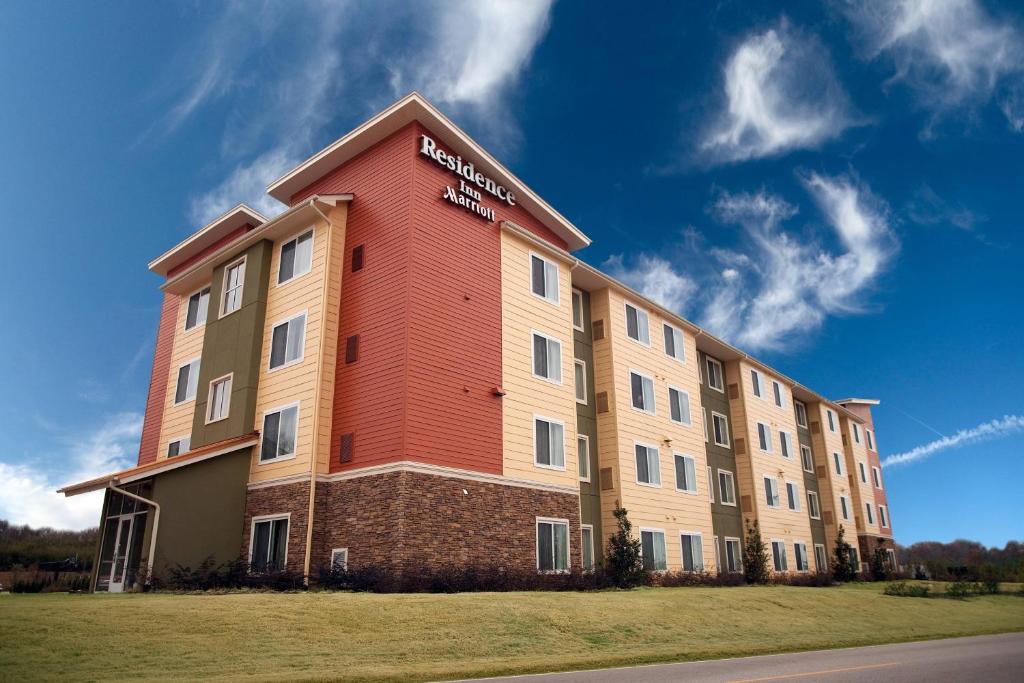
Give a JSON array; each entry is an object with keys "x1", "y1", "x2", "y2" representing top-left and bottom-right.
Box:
[{"x1": 59, "y1": 93, "x2": 895, "y2": 591}]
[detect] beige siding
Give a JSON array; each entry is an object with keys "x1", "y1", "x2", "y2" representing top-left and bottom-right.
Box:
[
  {"x1": 156, "y1": 285, "x2": 209, "y2": 460},
  {"x1": 841, "y1": 415, "x2": 880, "y2": 537},
  {"x1": 807, "y1": 402, "x2": 852, "y2": 553}
]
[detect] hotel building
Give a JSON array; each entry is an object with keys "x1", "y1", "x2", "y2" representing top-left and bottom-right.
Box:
[{"x1": 59, "y1": 94, "x2": 895, "y2": 591}]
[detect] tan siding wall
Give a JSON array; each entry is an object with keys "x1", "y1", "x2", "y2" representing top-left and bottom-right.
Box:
[
  {"x1": 841, "y1": 416, "x2": 880, "y2": 537},
  {"x1": 156, "y1": 287, "x2": 209, "y2": 460},
  {"x1": 808, "y1": 402, "x2": 851, "y2": 553}
]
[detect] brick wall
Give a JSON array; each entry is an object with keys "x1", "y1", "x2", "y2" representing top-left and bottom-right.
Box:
[{"x1": 242, "y1": 480, "x2": 310, "y2": 573}]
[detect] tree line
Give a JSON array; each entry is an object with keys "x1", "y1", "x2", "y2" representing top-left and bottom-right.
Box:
[{"x1": 0, "y1": 520, "x2": 98, "y2": 570}]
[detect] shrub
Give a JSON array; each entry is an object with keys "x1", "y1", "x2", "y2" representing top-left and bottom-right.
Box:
[
  {"x1": 162, "y1": 557, "x2": 305, "y2": 591},
  {"x1": 314, "y1": 563, "x2": 613, "y2": 593},
  {"x1": 946, "y1": 580, "x2": 983, "y2": 599},
  {"x1": 605, "y1": 507, "x2": 645, "y2": 589},
  {"x1": 653, "y1": 571, "x2": 745, "y2": 587},
  {"x1": 11, "y1": 577, "x2": 50, "y2": 593},
  {"x1": 884, "y1": 581, "x2": 931, "y2": 598},
  {"x1": 981, "y1": 579, "x2": 1000, "y2": 595},
  {"x1": 742, "y1": 519, "x2": 771, "y2": 584},
  {"x1": 775, "y1": 571, "x2": 835, "y2": 587},
  {"x1": 832, "y1": 525, "x2": 857, "y2": 582}
]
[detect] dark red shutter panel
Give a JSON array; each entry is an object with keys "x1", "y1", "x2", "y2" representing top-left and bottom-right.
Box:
[
  {"x1": 351, "y1": 245, "x2": 364, "y2": 272},
  {"x1": 340, "y1": 433, "x2": 354, "y2": 463},
  {"x1": 345, "y1": 335, "x2": 359, "y2": 364}
]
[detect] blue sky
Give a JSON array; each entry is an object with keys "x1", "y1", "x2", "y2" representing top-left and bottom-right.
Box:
[{"x1": 0, "y1": 1, "x2": 1021, "y2": 546}]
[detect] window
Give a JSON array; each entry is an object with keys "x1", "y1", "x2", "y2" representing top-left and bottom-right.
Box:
[
  {"x1": 886, "y1": 548, "x2": 896, "y2": 569},
  {"x1": 866, "y1": 502, "x2": 875, "y2": 525},
  {"x1": 206, "y1": 375, "x2": 232, "y2": 423},
  {"x1": 711, "y1": 412, "x2": 730, "y2": 447},
  {"x1": 858, "y1": 462, "x2": 867, "y2": 483},
  {"x1": 826, "y1": 409, "x2": 836, "y2": 433},
  {"x1": 330, "y1": 548, "x2": 348, "y2": 572},
  {"x1": 250, "y1": 515, "x2": 288, "y2": 572},
  {"x1": 624, "y1": 302, "x2": 650, "y2": 345},
  {"x1": 725, "y1": 538, "x2": 743, "y2": 573},
  {"x1": 536, "y1": 518, "x2": 569, "y2": 572},
  {"x1": 879, "y1": 505, "x2": 889, "y2": 528},
  {"x1": 221, "y1": 258, "x2": 246, "y2": 316},
  {"x1": 269, "y1": 312, "x2": 306, "y2": 370},
  {"x1": 786, "y1": 481, "x2": 801, "y2": 511},
  {"x1": 532, "y1": 332, "x2": 562, "y2": 383},
  {"x1": 571, "y1": 289, "x2": 584, "y2": 330},
  {"x1": 167, "y1": 436, "x2": 190, "y2": 458},
  {"x1": 794, "y1": 400, "x2": 808, "y2": 427},
  {"x1": 530, "y1": 253, "x2": 559, "y2": 304},
  {"x1": 184, "y1": 287, "x2": 210, "y2": 331},
  {"x1": 635, "y1": 443, "x2": 661, "y2": 486},
  {"x1": 800, "y1": 445, "x2": 814, "y2": 473},
  {"x1": 872, "y1": 466, "x2": 882, "y2": 488},
  {"x1": 757, "y1": 422, "x2": 772, "y2": 452},
  {"x1": 260, "y1": 404, "x2": 299, "y2": 463},
  {"x1": 807, "y1": 491, "x2": 821, "y2": 519},
  {"x1": 771, "y1": 540, "x2": 788, "y2": 572},
  {"x1": 794, "y1": 542, "x2": 809, "y2": 572},
  {"x1": 772, "y1": 380, "x2": 784, "y2": 408},
  {"x1": 534, "y1": 417, "x2": 565, "y2": 469},
  {"x1": 867, "y1": 429, "x2": 875, "y2": 451},
  {"x1": 278, "y1": 229, "x2": 313, "y2": 285},
  {"x1": 640, "y1": 529, "x2": 667, "y2": 571},
  {"x1": 779, "y1": 430, "x2": 793, "y2": 459},
  {"x1": 814, "y1": 544, "x2": 828, "y2": 572},
  {"x1": 718, "y1": 469, "x2": 736, "y2": 506},
  {"x1": 849, "y1": 547, "x2": 859, "y2": 569},
  {"x1": 174, "y1": 358, "x2": 201, "y2": 404},
  {"x1": 663, "y1": 323, "x2": 684, "y2": 362},
  {"x1": 764, "y1": 476, "x2": 780, "y2": 508},
  {"x1": 577, "y1": 435, "x2": 590, "y2": 482},
  {"x1": 574, "y1": 359, "x2": 587, "y2": 404},
  {"x1": 832, "y1": 452, "x2": 843, "y2": 476},
  {"x1": 581, "y1": 525, "x2": 594, "y2": 572},
  {"x1": 674, "y1": 454, "x2": 697, "y2": 493},
  {"x1": 703, "y1": 408, "x2": 709, "y2": 442},
  {"x1": 680, "y1": 533, "x2": 704, "y2": 572},
  {"x1": 705, "y1": 356, "x2": 725, "y2": 392},
  {"x1": 840, "y1": 495, "x2": 851, "y2": 521},
  {"x1": 629, "y1": 370, "x2": 656, "y2": 414},
  {"x1": 668, "y1": 386, "x2": 691, "y2": 425},
  {"x1": 853, "y1": 423, "x2": 861, "y2": 444},
  {"x1": 751, "y1": 369, "x2": 763, "y2": 398},
  {"x1": 713, "y1": 535, "x2": 720, "y2": 572}
]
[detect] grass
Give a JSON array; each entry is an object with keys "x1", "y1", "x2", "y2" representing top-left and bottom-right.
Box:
[{"x1": 1, "y1": 583, "x2": 1022, "y2": 682}]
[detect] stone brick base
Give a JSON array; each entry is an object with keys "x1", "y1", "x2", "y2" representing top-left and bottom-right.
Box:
[{"x1": 242, "y1": 480, "x2": 310, "y2": 573}]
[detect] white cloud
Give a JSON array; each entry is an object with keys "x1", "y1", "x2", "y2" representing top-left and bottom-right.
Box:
[
  {"x1": 603, "y1": 254, "x2": 698, "y2": 314},
  {"x1": 883, "y1": 414, "x2": 1024, "y2": 467},
  {"x1": 0, "y1": 412, "x2": 141, "y2": 530},
  {"x1": 906, "y1": 183, "x2": 985, "y2": 231},
  {"x1": 846, "y1": 0, "x2": 1024, "y2": 131},
  {"x1": 700, "y1": 21, "x2": 855, "y2": 163}
]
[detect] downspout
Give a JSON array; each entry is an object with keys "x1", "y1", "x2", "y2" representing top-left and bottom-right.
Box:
[{"x1": 109, "y1": 483, "x2": 160, "y2": 587}]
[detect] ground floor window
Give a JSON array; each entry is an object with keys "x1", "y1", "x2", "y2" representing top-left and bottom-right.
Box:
[
  {"x1": 251, "y1": 515, "x2": 289, "y2": 572},
  {"x1": 680, "y1": 533, "x2": 704, "y2": 572},
  {"x1": 537, "y1": 518, "x2": 569, "y2": 572},
  {"x1": 814, "y1": 544, "x2": 828, "y2": 571},
  {"x1": 885, "y1": 548, "x2": 897, "y2": 569},
  {"x1": 725, "y1": 537, "x2": 743, "y2": 573},
  {"x1": 771, "y1": 540, "x2": 788, "y2": 572},
  {"x1": 330, "y1": 548, "x2": 348, "y2": 573},
  {"x1": 794, "y1": 542, "x2": 809, "y2": 572},
  {"x1": 640, "y1": 529, "x2": 667, "y2": 571},
  {"x1": 581, "y1": 524, "x2": 595, "y2": 572}
]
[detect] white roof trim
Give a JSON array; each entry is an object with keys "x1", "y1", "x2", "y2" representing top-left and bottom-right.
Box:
[{"x1": 149, "y1": 204, "x2": 267, "y2": 277}]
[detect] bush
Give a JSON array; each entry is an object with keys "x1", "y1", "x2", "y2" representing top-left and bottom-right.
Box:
[
  {"x1": 884, "y1": 581, "x2": 931, "y2": 598},
  {"x1": 832, "y1": 525, "x2": 857, "y2": 582},
  {"x1": 162, "y1": 557, "x2": 305, "y2": 591},
  {"x1": 946, "y1": 580, "x2": 983, "y2": 599},
  {"x1": 775, "y1": 571, "x2": 835, "y2": 587},
  {"x1": 605, "y1": 507, "x2": 645, "y2": 589},
  {"x1": 11, "y1": 577, "x2": 50, "y2": 593},
  {"x1": 652, "y1": 571, "x2": 745, "y2": 587},
  {"x1": 314, "y1": 563, "x2": 613, "y2": 593},
  {"x1": 981, "y1": 579, "x2": 1000, "y2": 595},
  {"x1": 742, "y1": 519, "x2": 771, "y2": 584}
]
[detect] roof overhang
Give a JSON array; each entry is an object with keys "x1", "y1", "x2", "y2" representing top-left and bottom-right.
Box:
[
  {"x1": 57, "y1": 432, "x2": 260, "y2": 497},
  {"x1": 149, "y1": 204, "x2": 268, "y2": 278},
  {"x1": 834, "y1": 398, "x2": 881, "y2": 406},
  {"x1": 267, "y1": 92, "x2": 591, "y2": 252}
]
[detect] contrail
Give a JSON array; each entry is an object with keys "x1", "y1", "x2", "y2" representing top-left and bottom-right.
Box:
[{"x1": 883, "y1": 415, "x2": 1024, "y2": 467}]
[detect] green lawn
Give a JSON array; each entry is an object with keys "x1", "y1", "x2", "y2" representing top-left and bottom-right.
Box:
[{"x1": 1, "y1": 584, "x2": 1022, "y2": 682}]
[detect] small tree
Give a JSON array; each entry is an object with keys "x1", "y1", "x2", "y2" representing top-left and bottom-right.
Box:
[
  {"x1": 606, "y1": 506, "x2": 644, "y2": 589},
  {"x1": 832, "y1": 525, "x2": 857, "y2": 582},
  {"x1": 869, "y1": 538, "x2": 890, "y2": 581},
  {"x1": 742, "y1": 518, "x2": 770, "y2": 584}
]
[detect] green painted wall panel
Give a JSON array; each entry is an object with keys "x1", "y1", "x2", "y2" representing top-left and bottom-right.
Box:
[
  {"x1": 698, "y1": 351, "x2": 745, "y2": 550},
  {"x1": 574, "y1": 289, "x2": 602, "y2": 565}
]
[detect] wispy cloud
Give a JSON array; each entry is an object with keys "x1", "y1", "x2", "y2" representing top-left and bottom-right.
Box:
[
  {"x1": 883, "y1": 414, "x2": 1024, "y2": 467},
  {"x1": 845, "y1": 0, "x2": 1024, "y2": 133},
  {"x1": 699, "y1": 20, "x2": 856, "y2": 163},
  {"x1": 905, "y1": 183, "x2": 984, "y2": 232},
  {"x1": 604, "y1": 172, "x2": 898, "y2": 351},
  {"x1": 0, "y1": 412, "x2": 141, "y2": 530}
]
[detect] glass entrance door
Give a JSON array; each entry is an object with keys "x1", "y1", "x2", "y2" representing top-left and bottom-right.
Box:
[{"x1": 107, "y1": 514, "x2": 135, "y2": 593}]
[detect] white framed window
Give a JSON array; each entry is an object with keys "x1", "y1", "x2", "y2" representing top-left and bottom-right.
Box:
[
  {"x1": 206, "y1": 374, "x2": 232, "y2": 423},
  {"x1": 577, "y1": 435, "x2": 590, "y2": 482},
  {"x1": 866, "y1": 502, "x2": 875, "y2": 525},
  {"x1": 574, "y1": 359, "x2": 587, "y2": 404},
  {"x1": 826, "y1": 408, "x2": 836, "y2": 433},
  {"x1": 673, "y1": 453, "x2": 697, "y2": 494},
  {"x1": 872, "y1": 466, "x2": 882, "y2": 488},
  {"x1": 530, "y1": 253, "x2": 559, "y2": 304},
  {"x1": 184, "y1": 286, "x2": 210, "y2": 331},
  {"x1": 763, "y1": 475, "x2": 781, "y2": 508},
  {"x1": 725, "y1": 537, "x2": 743, "y2": 573},
  {"x1": 705, "y1": 356, "x2": 725, "y2": 392},
  {"x1": 581, "y1": 524, "x2": 595, "y2": 572},
  {"x1": 757, "y1": 422, "x2": 773, "y2": 453},
  {"x1": 794, "y1": 400, "x2": 808, "y2": 428},
  {"x1": 635, "y1": 442, "x2": 661, "y2": 486},
  {"x1": 879, "y1": 505, "x2": 889, "y2": 528},
  {"x1": 680, "y1": 532, "x2": 704, "y2": 572},
  {"x1": 853, "y1": 423, "x2": 861, "y2": 444},
  {"x1": 859, "y1": 462, "x2": 867, "y2": 483},
  {"x1": 536, "y1": 518, "x2": 569, "y2": 572},
  {"x1": 278, "y1": 229, "x2": 314, "y2": 285},
  {"x1": 771, "y1": 540, "x2": 788, "y2": 572},
  {"x1": 571, "y1": 288, "x2": 584, "y2": 331},
  {"x1": 814, "y1": 544, "x2": 828, "y2": 572},
  {"x1": 624, "y1": 301, "x2": 650, "y2": 345},
  {"x1": 533, "y1": 416, "x2": 565, "y2": 470},
  {"x1": 220, "y1": 257, "x2": 246, "y2": 317},
  {"x1": 785, "y1": 481, "x2": 801, "y2": 511},
  {"x1": 532, "y1": 331, "x2": 562, "y2": 383},
  {"x1": 840, "y1": 495, "x2": 851, "y2": 521},
  {"x1": 629, "y1": 370, "x2": 656, "y2": 414},
  {"x1": 711, "y1": 411, "x2": 730, "y2": 447},
  {"x1": 174, "y1": 358, "x2": 201, "y2": 404},
  {"x1": 713, "y1": 535, "x2": 720, "y2": 573},
  {"x1": 703, "y1": 407, "x2": 709, "y2": 442},
  {"x1": 807, "y1": 490, "x2": 821, "y2": 519},
  {"x1": 751, "y1": 369, "x2": 763, "y2": 398},
  {"x1": 330, "y1": 548, "x2": 348, "y2": 572},
  {"x1": 800, "y1": 445, "x2": 815, "y2": 473},
  {"x1": 772, "y1": 380, "x2": 784, "y2": 408},
  {"x1": 832, "y1": 452, "x2": 843, "y2": 476},
  {"x1": 668, "y1": 386, "x2": 691, "y2": 425},
  {"x1": 718, "y1": 469, "x2": 737, "y2": 506},
  {"x1": 249, "y1": 514, "x2": 289, "y2": 572},
  {"x1": 269, "y1": 311, "x2": 307, "y2": 370},
  {"x1": 779, "y1": 430, "x2": 793, "y2": 459},
  {"x1": 867, "y1": 429, "x2": 876, "y2": 451},
  {"x1": 640, "y1": 529, "x2": 667, "y2": 571},
  {"x1": 167, "y1": 435, "x2": 190, "y2": 458},
  {"x1": 260, "y1": 403, "x2": 299, "y2": 463},
  {"x1": 794, "y1": 542, "x2": 809, "y2": 572},
  {"x1": 663, "y1": 323, "x2": 685, "y2": 362},
  {"x1": 708, "y1": 466, "x2": 714, "y2": 502}
]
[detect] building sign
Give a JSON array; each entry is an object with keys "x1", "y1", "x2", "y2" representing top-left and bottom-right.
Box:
[{"x1": 419, "y1": 134, "x2": 515, "y2": 222}]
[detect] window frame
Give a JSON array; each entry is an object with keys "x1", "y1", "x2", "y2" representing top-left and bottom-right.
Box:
[
  {"x1": 832, "y1": 451, "x2": 844, "y2": 476},
  {"x1": 866, "y1": 502, "x2": 875, "y2": 525},
  {"x1": 859, "y1": 461, "x2": 867, "y2": 483},
  {"x1": 205, "y1": 373, "x2": 233, "y2": 424},
  {"x1": 529, "y1": 251, "x2": 560, "y2": 305},
  {"x1": 679, "y1": 531, "x2": 704, "y2": 572},
  {"x1": 634, "y1": 441, "x2": 662, "y2": 487},
  {"x1": 879, "y1": 504, "x2": 889, "y2": 528},
  {"x1": 623, "y1": 300, "x2": 651, "y2": 346},
  {"x1": 571, "y1": 288, "x2": 584, "y2": 331},
  {"x1": 662, "y1": 322, "x2": 685, "y2": 363},
  {"x1": 174, "y1": 357, "x2": 201, "y2": 405},
  {"x1": 756, "y1": 422, "x2": 773, "y2": 453},
  {"x1": 639, "y1": 527, "x2": 668, "y2": 572},
  {"x1": 866, "y1": 429, "x2": 876, "y2": 451},
  {"x1": 794, "y1": 541, "x2": 809, "y2": 572},
  {"x1": 826, "y1": 408, "x2": 836, "y2": 433},
  {"x1": 267, "y1": 310, "x2": 308, "y2": 372},
  {"x1": 628, "y1": 369, "x2": 657, "y2": 415},
  {"x1": 183, "y1": 285, "x2": 211, "y2": 332},
  {"x1": 763, "y1": 475, "x2": 781, "y2": 508},
  {"x1": 248, "y1": 513, "x2": 290, "y2": 572},
  {"x1": 751, "y1": 369, "x2": 764, "y2": 399},
  {"x1": 840, "y1": 495, "x2": 851, "y2": 521},
  {"x1": 667, "y1": 385, "x2": 692, "y2": 426},
  {"x1": 531, "y1": 330, "x2": 563, "y2": 384},
  {"x1": 785, "y1": 480, "x2": 801, "y2": 512},
  {"x1": 814, "y1": 544, "x2": 828, "y2": 572},
  {"x1": 771, "y1": 539, "x2": 788, "y2": 572},
  {"x1": 673, "y1": 453, "x2": 698, "y2": 494},
  {"x1": 166, "y1": 435, "x2": 190, "y2": 458},
  {"x1": 794, "y1": 400, "x2": 808, "y2": 428},
  {"x1": 872, "y1": 466, "x2": 882, "y2": 489},
  {"x1": 259, "y1": 402, "x2": 301, "y2": 464},
  {"x1": 807, "y1": 490, "x2": 821, "y2": 519},
  {"x1": 577, "y1": 434, "x2": 590, "y2": 483},
  {"x1": 853, "y1": 423, "x2": 861, "y2": 444},
  {"x1": 772, "y1": 380, "x2": 784, "y2": 408},
  {"x1": 276, "y1": 227, "x2": 315, "y2": 287},
  {"x1": 219, "y1": 255, "x2": 247, "y2": 318},
  {"x1": 532, "y1": 415, "x2": 566, "y2": 471},
  {"x1": 705, "y1": 356, "x2": 725, "y2": 393},
  {"x1": 779, "y1": 430, "x2": 793, "y2": 459},
  {"x1": 718, "y1": 468, "x2": 737, "y2": 506},
  {"x1": 580, "y1": 524, "x2": 595, "y2": 572},
  {"x1": 330, "y1": 547, "x2": 348, "y2": 573},
  {"x1": 711, "y1": 411, "x2": 730, "y2": 447},
  {"x1": 536, "y1": 517, "x2": 571, "y2": 574},
  {"x1": 574, "y1": 359, "x2": 587, "y2": 404},
  {"x1": 724, "y1": 537, "x2": 743, "y2": 573}
]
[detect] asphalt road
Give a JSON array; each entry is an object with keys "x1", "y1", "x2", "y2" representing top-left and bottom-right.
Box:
[{"x1": 444, "y1": 632, "x2": 1024, "y2": 683}]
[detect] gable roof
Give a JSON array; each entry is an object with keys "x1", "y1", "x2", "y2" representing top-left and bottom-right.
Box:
[{"x1": 149, "y1": 204, "x2": 267, "y2": 278}]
